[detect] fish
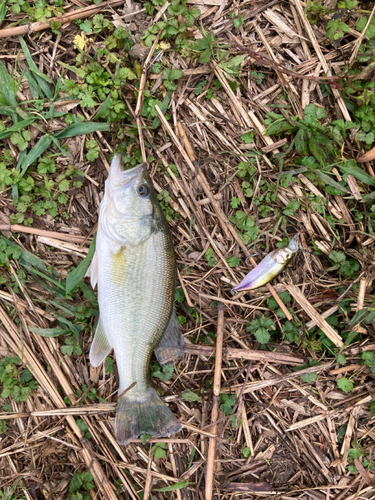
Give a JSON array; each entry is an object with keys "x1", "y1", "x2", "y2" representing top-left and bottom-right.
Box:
[
  {"x1": 233, "y1": 233, "x2": 299, "y2": 293},
  {"x1": 86, "y1": 153, "x2": 183, "y2": 445}
]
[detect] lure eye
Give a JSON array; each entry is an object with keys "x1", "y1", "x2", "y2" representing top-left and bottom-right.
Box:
[{"x1": 138, "y1": 184, "x2": 150, "y2": 197}]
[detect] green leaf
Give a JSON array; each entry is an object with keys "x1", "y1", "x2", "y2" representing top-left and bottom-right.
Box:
[
  {"x1": 66, "y1": 235, "x2": 96, "y2": 295},
  {"x1": 92, "y1": 95, "x2": 111, "y2": 121},
  {"x1": 20, "y1": 135, "x2": 52, "y2": 176},
  {"x1": 10, "y1": 131, "x2": 29, "y2": 151},
  {"x1": 370, "y1": 401, "x2": 375, "y2": 413},
  {"x1": 362, "y1": 351, "x2": 375, "y2": 367},
  {"x1": 283, "y1": 199, "x2": 300, "y2": 216},
  {"x1": 69, "y1": 473, "x2": 83, "y2": 494},
  {"x1": 105, "y1": 357, "x2": 114, "y2": 374},
  {"x1": 267, "y1": 291, "x2": 291, "y2": 309},
  {"x1": 0, "y1": 2, "x2": 6, "y2": 23},
  {"x1": 29, "y1": 327, "x2": 68, "y2": 337},
  {"x1": 348, "y1": 446, "x2": 362, "y2": 459},
  {"x1": 152, "y1": 90, "x2": 173, "y2": 129},
  {"x1": 326, "y1": 19, "x2": 350, "y2": 41},
  {"x1": 198, "y1": 47, "x2": 212, "y2": 64},
  {"x1": 233, "y1": 15, "x2": 244, "y2": 28},
  {"x1": 314, "y1": 170, "x2": 349, "y2": 193},
  {"x1": 336, "y1": 353, "x2": 346, "y2": 365},
  {"x1": 0, "y1": 60, "x2": 19, "y2": 119},
  {"x1": 61, "y1": 345, "x2": 73, "y2": 356},
  {"x1": 140, "y1": 433, "x2": 152, "y2": 444},
  {"x1": 182, "y1": 389, "x2": 202, "y2": 403},
  {"x1": 243, "y1": 447, "x2": 251, "y2": 458},
  {"x1": 254, "y1": 327, "x2": 270, "y2": 344},
  {"x1": 264, "y1": 118, "x2": 296, "y2": 136},
  {"x1": 241, "y1": 131, "x2": 254, "y2": 144},
  {"x1": 0, "y1": 118, "x2": 36, "y2": 141},
  {"x1": 76, "y1": 419, "x2": 89, "y2": 432},
  {"x1": 152, "y1": 363, "x2": 174, "y2": 381},
  {"x1": 356, "y1": 16, "x2": 375, "y2": 39},
  {"x1": 340, "y1": 161, "x2": 375, "y2": 186},
  {"x1": 346, "y1": 309, "x2": 369, "y2": 331},
  {"x1": 152, "y1": 442, "x2": 166, "y2": 459},
  {"x1": 2, "y1": 236, "x2": 48, "y2": 273},
  {"x1": 53, "y1": 122, "x2": 110, "y2": 140},
  {"x1": 154, "y1": 481, "x2": 192, "y2": 492},
  {"x1": 226, "y1": 255, "x2": 241, "y2": 267},
  {"x1": 337, "y1": 377, "x2": 353, "y2": 393},
  {"x1": 220, "y1": 393, "x2": 236, "y2": 415},
  {"x1": 300, "y1": 373, "x2": 318, "y2": 383},
  {"x1": 19, "y1": 37, "x2": 53, "y2": 99},
  {"x1": 175, "y1": 287, "x2": 185, "y2": 303}
]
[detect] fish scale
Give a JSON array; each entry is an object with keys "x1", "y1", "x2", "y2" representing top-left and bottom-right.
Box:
[{"x1": 87, "y1": 154, "x2": 183, "y2": 445}]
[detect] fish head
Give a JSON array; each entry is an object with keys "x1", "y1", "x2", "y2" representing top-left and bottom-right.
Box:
[
  {"x1": 274, "y1": 247, "x2": 295, "y2": 265},
  {"x1": 274, "y1": 234, "x2": 299, "y2": 265},
  {"x1": 101, "y1": 154, "x2": 160, "y2": 246}
]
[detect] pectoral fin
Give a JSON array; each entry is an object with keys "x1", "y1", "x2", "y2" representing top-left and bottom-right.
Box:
[
  {"x1": 85, "y1": 251, "x2": 99, "y2": 289},
  {"x1": 155, "y1": 307, "x2": 184, "y2": 366},
  {"x1": 89, "y1": 318, "x2": 112, "y2": 367}
]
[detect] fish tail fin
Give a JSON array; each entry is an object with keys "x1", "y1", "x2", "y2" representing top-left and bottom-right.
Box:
[{"x1": 116, "y1": 386, "x2": 181, "y2": 445}]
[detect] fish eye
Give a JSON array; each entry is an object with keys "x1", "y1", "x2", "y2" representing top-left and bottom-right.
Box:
[
  {"x1": 286, "y1": 253, "x2": 291, "y2": 258},
  {"x1": 138, "y1": 184, "x2": 150, "y2": 197}
]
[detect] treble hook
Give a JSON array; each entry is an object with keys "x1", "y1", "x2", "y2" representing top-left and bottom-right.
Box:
[{"x1": 245, "y1": 252, "x2": 267, "y2": 266}]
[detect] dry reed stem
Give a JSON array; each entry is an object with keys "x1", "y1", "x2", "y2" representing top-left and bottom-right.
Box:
[
  {"x1": 205, "y1": 303, "x2": 225, "y2": 500},
  {"x1": 221, "y1": 361, "x2": 332, "y2": 394},
  {"x1": 135, "y1": 34, "x2": 161, "y2": 163},
  {"x1": 286, "y1": 284, "x2": 344, "y2": 348},
  {"x1": 0, "y1": 0, "x2": 137, "y2": 38},
  {"x1": 0, "y1": 224, "x2": 90, "y2": 242},
  {"x1": 0, "y1": 305, "x2": 118, "y2": 500},
  {"x1": 293, "y1": 0, "x2": 351, "y2": 121},
  {"x1": 155, "y1": 106, "x2": 292, "y2": 318},
  {"x1": 183, "y1": 344, "x2": 305, "y2": 365}
]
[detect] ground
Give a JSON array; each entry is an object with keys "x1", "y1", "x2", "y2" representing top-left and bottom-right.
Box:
[{"x1": 0, "y1": 0, "x2": 375, "y2": 499}]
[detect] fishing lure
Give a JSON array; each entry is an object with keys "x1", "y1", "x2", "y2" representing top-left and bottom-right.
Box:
[{"x1": 233, "y1": 233, "x2": 299, "y2": 293}]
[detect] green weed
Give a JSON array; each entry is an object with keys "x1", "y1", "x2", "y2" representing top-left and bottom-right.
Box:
[
  {"x1": 157, "y1": 190, "x2": 180, "y2": 221},
  {"x1": 0, "y1": 356, "x2": 38, "y2": 402},
  {"x1": 152, "y1": 442, "x2": 166, "y2": 459},
  {"x1": 69, "y1": 471, "x2": 94, "y2": 500}
]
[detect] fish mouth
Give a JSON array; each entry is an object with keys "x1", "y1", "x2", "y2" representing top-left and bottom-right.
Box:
[{"x1": 110, "y1": 153, "x2": 147, "y2": 183}]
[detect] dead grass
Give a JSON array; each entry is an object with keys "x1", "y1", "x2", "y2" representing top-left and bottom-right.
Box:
[{"x1": 0, "y1": 0, "x2": 375, "y2": 499}]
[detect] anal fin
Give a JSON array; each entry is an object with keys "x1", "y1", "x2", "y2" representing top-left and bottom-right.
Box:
[
  {"x1": 89, "y1": 318, "x2": 112, "y2": 367},
  {"x1": 154, "y1": 306, "x2": 184, "y2": 366}
]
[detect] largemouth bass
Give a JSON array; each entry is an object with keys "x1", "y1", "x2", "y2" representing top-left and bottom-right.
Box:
[
  {"x1": 233, "y1": 234, "x2": 299, "y2": 293},
  {"x1": 86, "y1": 154, "x2": 183, "y2": 445}
]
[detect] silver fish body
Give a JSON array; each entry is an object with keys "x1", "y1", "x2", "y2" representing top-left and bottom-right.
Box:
[
  {"x1": 233, "y1": 234, "x2": 299, "y2": 292},
  {"x1": 87, "y1": 154, "x2": 183, "y2": 445}
]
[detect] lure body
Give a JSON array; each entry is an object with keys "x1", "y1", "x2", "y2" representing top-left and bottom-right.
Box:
[{"x1": 233, "y1": 234, "x2": 299, "y2": 292}]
